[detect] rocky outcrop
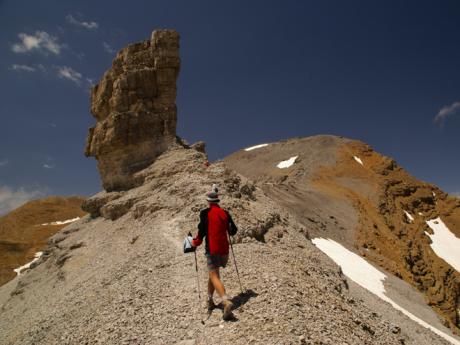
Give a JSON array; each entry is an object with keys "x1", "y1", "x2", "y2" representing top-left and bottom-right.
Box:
[
  {"x1": 81, "y1": 191, "x2": 123, "y2": 218},
  {"x1": 85, "y1": 30, "x2": 180, "y2": 191},
  {"x1": 369, "y1": 174, "x2": 460, "y2": 333}
]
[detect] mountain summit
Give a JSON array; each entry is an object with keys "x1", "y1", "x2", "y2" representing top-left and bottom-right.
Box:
[
  {"x1": 225, "y1": 135, "x2": 460, "y2": 335},
  {"x1": 1, "y1": 30, "x2": 460, "y2": 345}
]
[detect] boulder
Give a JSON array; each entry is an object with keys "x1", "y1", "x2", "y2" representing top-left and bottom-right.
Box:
[{"x1": 81, "y1": 191, "x2": 123, "y2": 217}]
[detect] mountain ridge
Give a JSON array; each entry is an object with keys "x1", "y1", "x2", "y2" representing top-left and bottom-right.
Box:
[
  {"x1": 1, "y1": 143, "x2": 458, "y2": 344},
  {"x1": 1, "y1": 29, "x2": 460, "y2": 345}
]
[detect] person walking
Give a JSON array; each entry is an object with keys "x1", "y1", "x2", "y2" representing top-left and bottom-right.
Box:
[{"x1": 191, "y1": 186, "x2": 238, "y2": 320}]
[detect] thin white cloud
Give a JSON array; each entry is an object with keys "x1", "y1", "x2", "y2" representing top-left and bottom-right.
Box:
[
  {"x1": 86, "y1": 77, "x2": 95, "y2": 87},
  {"x1": 56, "y1": 66, "x2": 82, "y2": 85},
  {"x1": 435, "y1": 101, "x2": 460, "y2": 125},
  {"x1": 102, "y1": 42, "x2": 115, "y2": 54},
  {"x1": 66, "y1": 14, "x2": 98, "y2": 30},
  {"x1": 10, "y1": 64, "x2": 36, "y2": 72},
  {"x1": 0, "y1": 159, "x2": 8, "y2": 167},
  {"x1": 11, "y1": 31, "x2": 62, "y2": 55},
  {"x1": 54, "y1": 66, "x2": 94, "y2": 91},
  {"x1": 10, "y1": 64, "x2": 46, "y2": 73},
  {"x1": 0, "y1": 186, "x2": 45, "y2": 216},
  {"x1": 42, "y1": 156, "x2": 55, "y2": 169}
]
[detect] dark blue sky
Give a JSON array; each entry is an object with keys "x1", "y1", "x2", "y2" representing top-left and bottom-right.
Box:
[{"x1": 1, "y1": 0, "x2": 459, "y2": 212}]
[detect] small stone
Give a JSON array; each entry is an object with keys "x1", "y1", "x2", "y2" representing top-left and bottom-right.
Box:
[{"x1": 177, "y1": 340, "x2": 196, "y2": 345}]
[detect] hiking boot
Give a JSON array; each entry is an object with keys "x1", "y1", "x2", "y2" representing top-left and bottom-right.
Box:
[
  {"x1": 222, "y1": 300, "x2": 233, "y2": 320},
  {"x1": 207, "y1": 299, "x2": 216, "y2": 313}
]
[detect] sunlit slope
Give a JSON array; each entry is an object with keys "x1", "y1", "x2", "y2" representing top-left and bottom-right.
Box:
[
  {"x1": 0, "y1": 196, "x2": 86, "y2": 286},
  {"x1": 224, "y1": 135, "x2": 460, "y2": 334}
]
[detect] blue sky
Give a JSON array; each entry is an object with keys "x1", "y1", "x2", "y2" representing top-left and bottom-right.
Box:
[{"x1": 0, "y1": 0, "x2": 459, "y2": 214}]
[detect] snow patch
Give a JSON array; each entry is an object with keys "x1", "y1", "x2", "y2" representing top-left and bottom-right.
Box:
[
  {"x1": 312, "y1": 238, "x2": 460, "y2": 345},
  {"x1": 14, "y1": 252, "x2": 43, "y2": 275},
  {"x1": 404, "y1": 210, "x2": 414, "y2": 223},
  {"x1": 353, "y1": 156, "x2": 364, "y2": 165},
  {"x1": 244, "y1": 143, "x2": 269, "y2": 151},
  {"x1": 41, "y1": 217, "x2": 80, "y2": 226},
  {"x1": 426, "y1": 217, "x2": 460, "y2": 274},
  {"x1": 312, "y1": 238, "x2": 386, "y2": 297},
  {"x1": 418, "y1": 212, "x2": 423, "y2": 216},
  {"x1": 277, "y1": 156, "x2": 298, "y2": 169}
]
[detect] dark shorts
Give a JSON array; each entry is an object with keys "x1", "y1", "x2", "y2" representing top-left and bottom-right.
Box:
[{"x1": 206, "y1": 254, "x2": 229, "y2": 271}]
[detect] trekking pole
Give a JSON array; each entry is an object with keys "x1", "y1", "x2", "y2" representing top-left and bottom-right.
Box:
[
  {"x1": 193, "y1": 250, "x2": 202, "y2": 302},
  {"x1": 228, "y1": 233, "x2": 245, "y2": 294},
  {"x1": 186, "y1": 234, "x2": 206, "y2": 326},
  {"x1": 193, "y1": 249, "x2": 206, "y2": 326}
]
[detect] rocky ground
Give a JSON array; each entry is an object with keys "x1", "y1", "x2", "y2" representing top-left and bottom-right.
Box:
[{"x1": 0, "y1": 144, "x2": 457, "y2": 345}]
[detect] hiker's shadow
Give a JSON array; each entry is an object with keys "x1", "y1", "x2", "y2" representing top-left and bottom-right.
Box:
[
  {"x1": 231, "y1": 289, "x2": 258, "y2": 309},
  {"x1": 215, "y1": 289, "x2": 258, "y2": 322}
]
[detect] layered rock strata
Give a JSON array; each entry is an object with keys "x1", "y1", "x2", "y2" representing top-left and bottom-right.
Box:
[{"x1": 85, "y1": 30, "x2": 180, "y2": 191}]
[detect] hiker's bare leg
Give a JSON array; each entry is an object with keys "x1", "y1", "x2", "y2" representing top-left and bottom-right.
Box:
[
  {"x1": 209, "y1": 269, "x2": 226, "y2": 298},
  {"x1": 208, "y1": 273, "x2": 215, "y2": 297}
]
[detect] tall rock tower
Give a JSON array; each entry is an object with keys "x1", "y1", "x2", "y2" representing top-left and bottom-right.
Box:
[{"x1": 85, "y1": 30, "x2": 180, "y2": 191}]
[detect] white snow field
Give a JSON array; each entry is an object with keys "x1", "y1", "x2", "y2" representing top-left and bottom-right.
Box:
[
  {"x1": 277, "y1": 156, "x2": 298, "y2": 169},
  {"x1": 14, "y1": 252, "x2": 43, "y2": 275},
  {"x1": 353, "y1": 156, "x2": 364, "y2": 165},
  {"x1": 426, "y1": 217, "x2": 460, "y2": 274},
  {"x1": 312, "y1": 238, "x2": 460, "y2": 345},
  {"x1": 404, "y1": 210, "x2": 414, "y2": 223},
  {"x1": 244, "y1": 143, "x2": 269, "y2": 151},
  {"x1": 41, "y1": 217, "x2": 80, "y2": 226}
]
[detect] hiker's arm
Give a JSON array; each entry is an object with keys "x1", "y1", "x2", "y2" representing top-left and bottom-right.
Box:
[
  {"x1": 192, "y1": 210, "x2": 207, "y2": 246},
  {"x1": 228, "y1": 213, "x2": 238, "y2": 236}
]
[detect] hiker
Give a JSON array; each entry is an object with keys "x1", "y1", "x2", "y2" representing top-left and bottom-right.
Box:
[{"x1": 191, "y1": 186, "x2": 238, "y2": 320}]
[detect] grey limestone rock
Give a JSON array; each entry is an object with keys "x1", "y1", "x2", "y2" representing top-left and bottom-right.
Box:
[{"x1": 85, "y1": 30, "x2": 180, "y2": 191}]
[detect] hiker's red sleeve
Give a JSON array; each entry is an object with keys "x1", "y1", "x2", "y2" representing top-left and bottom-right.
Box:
[{"x1": 192, "y1": 235, "x2": 202, "y2": 247}]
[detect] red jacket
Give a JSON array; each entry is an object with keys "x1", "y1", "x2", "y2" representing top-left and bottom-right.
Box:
[{"x1": 192, "y1": 204, "x2": 238, "y2": 255}]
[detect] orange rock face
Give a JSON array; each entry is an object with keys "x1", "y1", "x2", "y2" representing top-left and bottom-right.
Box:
[
  {"x1": 0, "y1": 196, "x2": 86, "y2": 286},
  {"x1": 313, "y1": 141, "x2": 460, "y2": 334}
]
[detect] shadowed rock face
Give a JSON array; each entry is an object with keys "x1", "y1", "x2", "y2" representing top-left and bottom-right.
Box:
[{"x1": 85, "y1": 29, "x2": 180, "y2": 191}]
